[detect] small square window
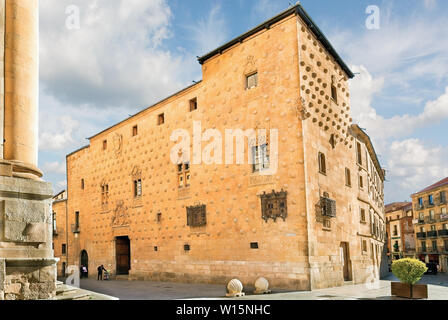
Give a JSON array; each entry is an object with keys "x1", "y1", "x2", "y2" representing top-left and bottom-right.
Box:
[
  {"x1": 246, "y1": 72, "x2": 258, "y2": 90},
  {"x1": 158, "y1": 113, "x2": 165, "y2": 125},
  {"x1": 323, "y1": 219, "x2": 331, "y2": 229},
  {"x1": 184, "y1": 244, "x2": 190, "y2": 251},
  {"x1": 250, "y1": 242, "x2": 259, "y2": 249},
  {"x1": 189, "y1": 98, "x2": 198, "y2": 112},
  {"x1": 154, "y1": 246, "x2": 158, "y2": 252}
]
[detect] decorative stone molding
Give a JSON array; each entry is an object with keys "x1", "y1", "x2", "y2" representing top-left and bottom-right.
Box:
[
  {"x1": 111, "y1": 200, "x2": 130, "y2": 227},
  {"x1": 112, "y1": 133, "x2": 123, "y2": 156}
]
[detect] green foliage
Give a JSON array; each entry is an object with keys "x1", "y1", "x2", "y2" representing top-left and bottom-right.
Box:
[{"x1": 391, "y1": 258, "x2": 427, "y2": 285}]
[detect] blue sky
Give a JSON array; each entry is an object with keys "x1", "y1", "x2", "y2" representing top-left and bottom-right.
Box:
[{"x1": 38, "y1": 0, "x2": 448, "y2": 203}]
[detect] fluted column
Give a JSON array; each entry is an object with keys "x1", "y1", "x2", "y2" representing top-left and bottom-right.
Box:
[{"x1": 3, "y1": 0, "x2": 41, "y2": 179}]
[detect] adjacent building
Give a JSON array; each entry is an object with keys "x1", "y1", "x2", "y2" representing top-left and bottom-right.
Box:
[
  {"x1": 55, "y1": 4, "x2": 386, "y2": 290},
  {"x1": 412, "y1": 177, "x2": 448, "y2": 272},
  {"x1": 385, "y1": 202, "x2": 415, "y2": 262},
  {"x1": 52, "y1": 190, "x2": 68, "y2": 277}
]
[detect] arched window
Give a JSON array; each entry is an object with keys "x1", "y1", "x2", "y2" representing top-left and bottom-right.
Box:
[{"x1": 318, "y1": 152, "x2": 326, "y2": 174}]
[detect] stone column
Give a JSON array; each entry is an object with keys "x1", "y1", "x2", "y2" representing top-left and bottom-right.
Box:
[
  {"x1": 3, "y1": 0, "x2": 42, "y2": 180},
  {"x1": 0, "y1": 0, "x2": 57, "y2": 300}
]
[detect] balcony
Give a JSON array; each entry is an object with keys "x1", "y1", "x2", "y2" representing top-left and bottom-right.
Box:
[
  {"x1": 424, "y1": 200, "x2": 435, "y2": 208},
  {"x1": 417, "y1": 232, "x2": 427, "y2": 239},
  {"x1": 435, "y1": 195, "x2": 447, "y2": 205},
  {"x1": 427, "y1": 231, "x2": 438, "y2": 238},
  {"x1": 438, "y1": 229, "x2": 448, "y2": 237},
  {"x1": 428, "y1": 247, "x2": 439, "y2": 253},
  {"x1": 415, "y1": 203, "x2": 424, "y2": 210},
  {"x1": 438, "y1": 246, "x2": 448, "y2": 254},
  {"x1": 425, "y1": 216, "x2": 437, "y2": 224},
  {"x1": 417, "y1": 247, "x2": 428, "y2": 253},
  {"x1": 71, "y1": 224, "x2": 80, "y2": 234},
  {"x1": 416, "y1": 219, "x2": 425, "y2": 225}
]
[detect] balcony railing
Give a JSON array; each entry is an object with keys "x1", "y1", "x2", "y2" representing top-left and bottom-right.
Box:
[
  {"x1": 428, "y1": 247, "x2": 439, "y2": 253},
  {"x1": 417, "y1": 247, "x2": 428, "y2": 253},
  {"x1": 438, "y1": 229, "x2": 448, "y2": 237},
  {"x1": 424, "y1": 200, "x2": 435, "y2": 208},
  {"x1": 438, "y1": 246, "x2": 448, "y2": 253},
  {"x1": 417, "y1": 232, "x2": 427, "y2": 239},
  {"x1": 427, "y1": 231, "x2": 438, "y2": 238}
]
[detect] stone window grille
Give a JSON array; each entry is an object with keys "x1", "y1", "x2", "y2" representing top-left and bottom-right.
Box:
[
  {"x1": 260, "y1": 190, "x2": 288, "y2": 222},
  {"x1": 186, "y1": 204, "x2": 206, "y2": 227},
  {"x1": 320, "y1": 195, "x2": 336, "y2": 218}
]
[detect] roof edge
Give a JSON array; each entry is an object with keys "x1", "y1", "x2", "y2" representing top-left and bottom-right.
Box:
[{"x1": 197, "y1": 3, "x2": 354, "y2": 79}]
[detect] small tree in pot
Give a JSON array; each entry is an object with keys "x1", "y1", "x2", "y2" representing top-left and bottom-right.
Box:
[{"x1": 391, "y1": 258, "x2": 428, "y2": 299}]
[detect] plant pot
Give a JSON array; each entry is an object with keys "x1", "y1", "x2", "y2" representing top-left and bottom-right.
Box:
[{"x1": 391, "y1": 282, "x2": 428, "y2": 299}]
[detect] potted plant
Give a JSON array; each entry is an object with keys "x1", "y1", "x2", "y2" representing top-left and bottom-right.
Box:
[{"x1": 391, "y1": 258, "x2": 428, "y2": 299}]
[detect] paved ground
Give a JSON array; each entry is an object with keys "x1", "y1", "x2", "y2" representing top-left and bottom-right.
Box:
[
  {"x1": 74, "y1": 273, "x2": 448, "y2": 300},
  {"x1": 79, "y1": 278, "x2": 226, "y2": 300}
]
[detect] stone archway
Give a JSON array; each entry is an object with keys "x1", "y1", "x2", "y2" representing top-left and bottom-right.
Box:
[{"x1": 80, "y1": 250, "x2": 89, "y2": 277}]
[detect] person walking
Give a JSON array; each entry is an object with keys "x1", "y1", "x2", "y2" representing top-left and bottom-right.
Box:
[{"x1": 97, "y1": 265, "x2": 106, "y2": 280}]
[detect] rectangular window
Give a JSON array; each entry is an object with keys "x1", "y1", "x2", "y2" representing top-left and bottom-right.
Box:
[
  {"x1": 429, "y1": 194, "x2": 434, "y2": 205},
  {"x1": 345, "y1": 168, "x2": 351, "y2": 187},
  {"x1": 441, "y1": 191, "x2": 447, "y2": 203},
  {"x1": 360, "y1": 209, "x2": 366, "y2": 222},
  {"x1": 103, "y1": 140, "x2": 107, "y2": 150},
  {"x1": 418, "y1": 197, "x2": 423, "y2": 207},
  {"x1": 62, "y1": 244, "x2": 67, "y2": 255},
  {"x1": 158, "y1": 113, "x2": 165, "y2": 125},
  {"x1": 189, "y1": 98, "x2": 198, "y2": 112},
  {"x1": 81, "y1": 179, "x2": 85, "y2": 190},
  {"x1": 331, "y1": 84, "x2": 337, "y2": 103},
  {"x1": 134, "y1": 179, "x2": 142, "y2": 197},
  {"x1": 178, "y1": 163, "x2": 190, "y2": 188},
  {"x1": 362, "y1": 240, "x2": 367, "y2": 253},
  {"x1": 75, "y1": 211, "x2": 79, "y2": 228},
  {"x1": 52, "y1": 212, "x2": 57, "y2": 233},
  {"x1": 421, "y1": 242, "x2": 426, "y2": 251},
  {"x1": 133, "y1": 125, "x2": 138, "y2": 136},
  {"x1": 359, "y1": 174, "x2": 364, "y2": 189},
  {"x1": 246, "y1": 72, "x2": 258, "y2": 90},
  {"x1": 356, "y1": 142, "x2": 362, "y2": 165},
  {"x1": 252, "y1": 144, "x2": 270, "y2": 172},
  {"x1": 101, "y1": 184, "x2": 109, "y2": 205}
]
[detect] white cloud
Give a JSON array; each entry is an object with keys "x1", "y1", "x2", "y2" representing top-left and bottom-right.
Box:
[
  {"x1": 184, "y1": 4, "x2": 229, "y2": 55},
  {"x1": 424, "y1": 0, "x2": 437, "y2": 9},
  {"x1": 350, "y1": 65, "x2": 448, "y2": 141},
  {"x1": 39, "y1": 0, "x2": 197, "y2": 110},
  {"x1": 42, "y1": 161, "x2": 66, "y2": 175},
  {"x1": 39, "y1": 115, "x2": 79, "y2": 151},
  {"x1": 251, "y1": 0, "x2": 284, "y2": 22},
  {"x1": 385, "y1": 139, "x2": 448, "y2": 199}
]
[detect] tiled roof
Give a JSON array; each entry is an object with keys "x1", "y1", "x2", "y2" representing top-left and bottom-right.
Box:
[
  {"x1": 414, "y1": 176, "x2": 448, "y2": 195},
  {"x1": 385, "y1": 202, "x2": 412, "y2": 213}
]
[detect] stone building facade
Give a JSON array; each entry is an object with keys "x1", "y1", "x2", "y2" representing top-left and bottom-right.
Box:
[
  {"x1": 52, "y1": 190, "x2": 67, "y2": 277},
  {"x1": 412, "y1": 177, "x2": 448, "y2": 272},
  {"x1": 385, "y1": 202, "x2": 415, "y2": 262},
  {"x1": 59, "y1": 4, "x2": 386, "y2": 290}
]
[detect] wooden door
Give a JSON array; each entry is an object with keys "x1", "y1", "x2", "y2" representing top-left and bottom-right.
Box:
[
  {"x1": 340, "y1": 242, "x2": 351, "y2": 281},
  {"x1": 116, "y1": 236, "x2": 131, "y2": 275}
]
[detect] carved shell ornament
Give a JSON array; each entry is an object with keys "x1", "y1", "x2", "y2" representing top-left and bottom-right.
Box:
[
  {"x1": 244, "y1": 55, "x2": 257, "y2": 75},
  {"x1": 113, "y1": 133, "x2": 123, "y2": 156},
  {"x1": 131, "y1": 165, "x2": 142, "y2": 178}
]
